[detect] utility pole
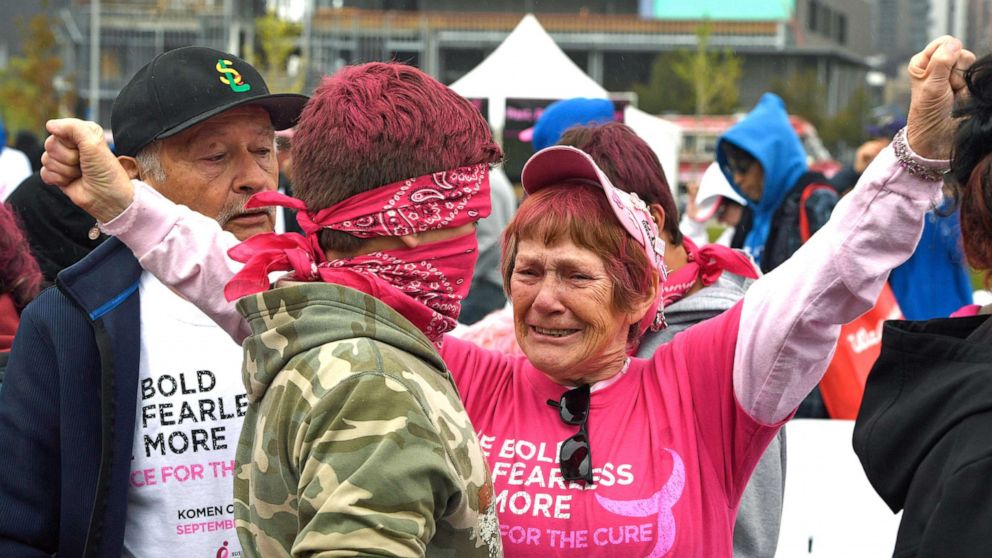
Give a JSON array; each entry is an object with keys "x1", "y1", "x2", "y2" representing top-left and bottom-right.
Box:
[
  {"x1": 302, "y1": 0, "x2": 314, "y2": 88},
  {"x1": 224, "y1": 0, "x2": 241, "y2": 56},
  {"x1": 88, "y1": 0, "x2": 100, "y2": 123}
]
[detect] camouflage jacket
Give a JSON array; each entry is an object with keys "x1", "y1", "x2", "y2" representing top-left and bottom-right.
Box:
[{"x1": 234, "y1": 283, "x2": 502, "y2": 558}]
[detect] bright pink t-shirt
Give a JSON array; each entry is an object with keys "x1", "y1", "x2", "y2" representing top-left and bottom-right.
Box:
[{"x1": 441, "y1": 302, "x2": 782, "y2": 557}]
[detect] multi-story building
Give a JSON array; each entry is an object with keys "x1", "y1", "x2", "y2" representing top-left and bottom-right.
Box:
[
  {"x1": 867, "y1": 0, "x2": 991, "y2": 78},
  {"x1": 304, "y1": 0, "x2": 872, "y2": 115},
  {"x1": 51, "y1": 0, "x2": 871, "y2": 128},
  {"x1": 57, "y1": 0, "x2": 265, "y2": 126},
  {"x1": 930, "y1": 0, "x2": 992, "y2": 53}
]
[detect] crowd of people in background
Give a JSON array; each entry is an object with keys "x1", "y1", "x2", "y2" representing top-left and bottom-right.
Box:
[{"x1": 0, "y1": 32, "x2": 988, "y2": 558}]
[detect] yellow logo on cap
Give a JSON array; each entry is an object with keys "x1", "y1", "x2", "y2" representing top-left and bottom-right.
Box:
[{"x1": 216, "y1": 59, "x2": 251, "y2": 93}]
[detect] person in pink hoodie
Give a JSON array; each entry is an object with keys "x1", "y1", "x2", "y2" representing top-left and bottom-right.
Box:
[{"x1": 42, "y1": 36, "x2": 971, "y2": 557}]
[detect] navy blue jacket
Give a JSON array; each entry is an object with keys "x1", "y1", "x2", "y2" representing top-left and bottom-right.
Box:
[{"x1": 0, "y1": 238, "x2": 142, "y2": 557}]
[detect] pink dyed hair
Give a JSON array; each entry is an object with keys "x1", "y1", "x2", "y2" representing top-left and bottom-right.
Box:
[
  {"x1": 501, "y1": 181, "x2": 654, "y2": 341},
  {"x1": 558, "y1": 122, "x2": 682, "y2": 245},
  {"x1": 0, "y1": 204, "x2": 42, "y2": 312},
  {"x1": 290, "y1": 62, "x2": 503, "y2": 251},
  {"x1": 959, "y1": 153, "x2": 992, "y2": 287}
]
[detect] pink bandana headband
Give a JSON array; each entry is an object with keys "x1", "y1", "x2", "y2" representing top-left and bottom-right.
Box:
[
  {"x1": 224, "y1": 164, "x2": 491, "y2": 343},
  {"x1": 660, "y1": 237, "x2": 759, "y2": 308}
]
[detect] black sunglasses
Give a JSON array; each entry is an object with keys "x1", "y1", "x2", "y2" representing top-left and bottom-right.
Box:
[{"x1": 547, "y1": 384, "x2": 593, "y2": 484}]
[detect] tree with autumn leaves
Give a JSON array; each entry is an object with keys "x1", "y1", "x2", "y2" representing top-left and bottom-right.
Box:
[
  {"x1": 0, "y1": 9, "x2": 72, "y2": 141},
  {"x1": 252, "y1": 10, "x2": 305, "y2": 94},
  {"x1": 0, "y1": 7, "x2": 304, "y2": 147}
]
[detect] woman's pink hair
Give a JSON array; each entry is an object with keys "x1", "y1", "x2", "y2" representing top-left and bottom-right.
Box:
[
  {"x1": 960, "y1": 153, "x2": 992, "y2": 287},
  {"x1": 0, "y1": 204, "x2": 42, "y2": 312},
  {"x1": 558, "y1": 122, "x2": 682, "y2": 245},
  {"x1": 290, "y1": 62, "x2": 502, "y2": 251}
]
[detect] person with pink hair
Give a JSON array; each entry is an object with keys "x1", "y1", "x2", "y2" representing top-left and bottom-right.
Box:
[{"x1": 0, "y1": 203, "x2": 42, "y2": 382}]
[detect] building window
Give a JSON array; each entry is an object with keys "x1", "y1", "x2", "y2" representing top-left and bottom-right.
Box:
[
  {"x1": 809, "y1": 0, "x2": 819, "y2": 31},
  {"x1": 837, "y1": 13, "x2": 847, "y2": 44},
  {"x1": 383, "y1": 0, "x2": 418, "y2": 10}
]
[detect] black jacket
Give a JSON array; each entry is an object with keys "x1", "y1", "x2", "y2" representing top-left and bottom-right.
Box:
[
  {"x1": 0, "y1": 238, "x2": 143, "y2": 557},
  {"x1": 854, "y1": 315, "x2": 992, "y2": 557},
  {"x1": 6, "y1": 172, "x2": 107, "y2": 285}
]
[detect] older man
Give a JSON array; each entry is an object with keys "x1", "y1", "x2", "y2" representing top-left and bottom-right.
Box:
[
  {"x1": 0, "y1": 46, "x2": 306, "y2": 557},
  {"x1": 42, "y1": 61, "x2": 503, "y2": 556}
]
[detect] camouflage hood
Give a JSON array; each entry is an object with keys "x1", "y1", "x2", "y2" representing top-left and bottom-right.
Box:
[{"x1": 235, "y1": 282, "x2": 446, "y2": 403}]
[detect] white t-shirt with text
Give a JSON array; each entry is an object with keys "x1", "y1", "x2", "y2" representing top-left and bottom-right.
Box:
[{"x1": 123, "y1": 273, "x2": 247, "y2": 558}]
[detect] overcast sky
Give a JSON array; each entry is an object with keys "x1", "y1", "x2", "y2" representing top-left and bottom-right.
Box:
[{"x1": 271, "y1": 0, "x2": 307, "y2": 21}]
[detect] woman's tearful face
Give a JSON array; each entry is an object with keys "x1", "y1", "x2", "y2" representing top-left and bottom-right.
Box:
[{"x1": 510, "y1": 237, "x2": 635, "y2": 385}]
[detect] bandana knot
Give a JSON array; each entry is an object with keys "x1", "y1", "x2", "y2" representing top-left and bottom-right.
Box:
[{"x1": 660, "y1": 237, "x2": 759, "y2": 309}]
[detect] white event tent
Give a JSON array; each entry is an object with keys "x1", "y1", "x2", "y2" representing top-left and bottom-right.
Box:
[{"x1": 450, "y1": 14, "x2": 682, "y2": 190}]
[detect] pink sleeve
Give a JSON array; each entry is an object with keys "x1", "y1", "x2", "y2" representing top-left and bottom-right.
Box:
[
  {"x1": 734, "y1": 147, "x2": 944, "y2": 424},
  {"x1": 100, "y1": 181, "x2": 250, "y2": 343},
  {"x1": 950, "y1": 304, "x2": 980, "y2": 318}
]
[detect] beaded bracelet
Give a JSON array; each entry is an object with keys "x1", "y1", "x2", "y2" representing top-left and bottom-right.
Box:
[{"x1": 891, "y1": 127, "x2": 950, "y2": 182}]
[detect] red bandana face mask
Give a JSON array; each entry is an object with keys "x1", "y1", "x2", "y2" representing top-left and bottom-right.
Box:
[
  {"x1": 317, "y1": 232, "x2": 479, "y2": 341},
  {"x1": 224, "y1": 164, "x2": 491, "y2": 343}
]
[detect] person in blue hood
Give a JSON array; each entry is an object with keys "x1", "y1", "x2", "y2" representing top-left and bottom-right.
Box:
[
  {"x1": 717, "y1": 93, "x2": 838, "y2": 274},
  {"x1": 717, "y1": 93, "x2": 839, "y2": 418}
]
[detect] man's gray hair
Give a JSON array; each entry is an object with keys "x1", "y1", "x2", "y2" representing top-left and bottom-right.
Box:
[{"x1": 135, "y1": 142, "x2": 166, "y2": 184}]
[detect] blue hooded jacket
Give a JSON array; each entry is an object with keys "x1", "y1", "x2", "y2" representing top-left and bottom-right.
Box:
[
  {"x1": 889, "y1": 203, "x2": 973, "y2": 320},
  {"x1": 717, "y1": 93, "x2": 808, "y2": 265}
]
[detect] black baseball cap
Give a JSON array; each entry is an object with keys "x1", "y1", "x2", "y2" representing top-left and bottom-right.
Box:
[{"x1": 111, "y1": 46, "x2": 309, "y2": 157}]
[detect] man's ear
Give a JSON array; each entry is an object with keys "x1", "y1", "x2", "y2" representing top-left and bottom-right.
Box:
[
  {"x1": 118, "y1": 156, "x2": 141, "y2": 180},
  {"x1": 648, "y1": 203, "x2": 667, "y2": 235}
]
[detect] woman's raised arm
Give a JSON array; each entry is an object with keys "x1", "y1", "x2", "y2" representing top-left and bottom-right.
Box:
[{"x1": 734, "y1": 36, "x2": 975, "y2": 424}]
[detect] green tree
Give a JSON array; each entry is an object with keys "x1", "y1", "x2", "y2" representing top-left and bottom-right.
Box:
[
  {"x1": 633, "y1": 52, "x2": 696, "y2": 114},
  {"x1": 769, "y1": 70, "x2": 826, "y2": 131},
  {"x1": 771, "y1": 69, "x2": 872, "y2": 154},
  {"x1": 821, "y1": 87, "x2": 871, "y2": 152},
  {"x1": 634, "y1": 21, "x2": 742, "y2": 115},
  {"x1": 252, "y1": 11, "x2": 304, "y2": 94},
  {"x1": 0, "y1": 9, "x2": 69, "y2": 138}
]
